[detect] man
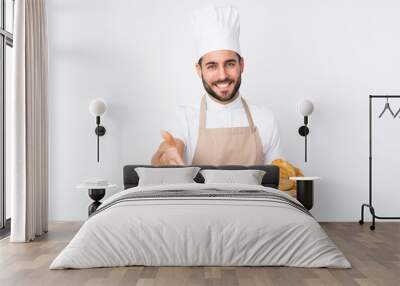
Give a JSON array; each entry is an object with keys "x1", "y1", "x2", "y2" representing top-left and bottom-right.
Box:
[{"x1": 151, "y1": 6, "x2": 282, "y2": 166}]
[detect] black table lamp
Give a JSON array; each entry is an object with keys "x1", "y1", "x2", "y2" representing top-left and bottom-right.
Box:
[{"x1": 89, "y1": 98, "x2": 107, "y2": 162}]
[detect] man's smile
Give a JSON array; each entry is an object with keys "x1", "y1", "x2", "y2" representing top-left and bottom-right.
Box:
[{"x1": 214, "y1": 80, "x2": 233, "y2": 92}]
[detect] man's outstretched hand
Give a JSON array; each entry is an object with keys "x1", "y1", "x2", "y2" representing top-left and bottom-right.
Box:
[{"x1": 157, "y1": 131, "x2": 185, "y2": 165}]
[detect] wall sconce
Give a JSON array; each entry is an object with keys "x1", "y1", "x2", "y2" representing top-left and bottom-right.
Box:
[
  {"x1": 89, "y1": 98, "x2": 107, "y2": 162},
  {"x1": 298, "y1": 99, "x2": 314, "y2": 162}
]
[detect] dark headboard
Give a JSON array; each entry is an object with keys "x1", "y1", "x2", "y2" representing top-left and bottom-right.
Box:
[{"x1": 123, "y1": 165, "x2": 280, "y2": 190}]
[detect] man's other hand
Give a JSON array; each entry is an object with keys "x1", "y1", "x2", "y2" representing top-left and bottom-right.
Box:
[{"x1": 151, "y1": 131, "x2": 185, "y2": 165}]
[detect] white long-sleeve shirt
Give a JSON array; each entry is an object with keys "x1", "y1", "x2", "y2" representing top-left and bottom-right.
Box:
[{"x1": 165, "y1": 94, "x2": 283, "y2": 164}]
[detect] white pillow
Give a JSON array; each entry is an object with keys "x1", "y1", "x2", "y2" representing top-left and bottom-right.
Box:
[
  {"x1": 135, "y1": 167, "x2": 201, "y2": 186},
  {"x1": 200, "y1": 169, "x2": 266, "y2": 185}
]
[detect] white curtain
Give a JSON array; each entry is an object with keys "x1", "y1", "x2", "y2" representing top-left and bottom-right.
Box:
[{"x1": 9, "y1": 0, "x2": 48, "y2": 242}]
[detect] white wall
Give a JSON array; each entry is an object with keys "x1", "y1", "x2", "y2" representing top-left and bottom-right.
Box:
[{"x1": 47, "y1": 0, "x2": 400, "y2": 221}]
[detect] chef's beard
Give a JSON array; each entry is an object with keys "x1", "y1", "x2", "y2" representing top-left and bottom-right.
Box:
[{"x1": 201, "y1": 74, "x2": 242, "y2": 102}]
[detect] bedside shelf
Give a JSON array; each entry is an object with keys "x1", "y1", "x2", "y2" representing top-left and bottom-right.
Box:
[
  {"x1": 76, "y1": 183, "x2": 118, "y2": 216},
  {"x1": 289, "y1": 177, "x2": 320, "y2": 210}
]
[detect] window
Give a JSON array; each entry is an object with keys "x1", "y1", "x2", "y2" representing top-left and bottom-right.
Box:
[{"x1": 0, "y1": 0, "x2": 14, "y2": 234}]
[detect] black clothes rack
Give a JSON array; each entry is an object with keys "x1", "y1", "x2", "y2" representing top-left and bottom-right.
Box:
[{"x1": 359, "y1": 95, "x2": 400, "y2": 230}]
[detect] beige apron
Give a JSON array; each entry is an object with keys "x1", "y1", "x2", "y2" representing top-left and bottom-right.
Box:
[{"x1": 192, "y1": 95, "x2": 264, "y2": 165}]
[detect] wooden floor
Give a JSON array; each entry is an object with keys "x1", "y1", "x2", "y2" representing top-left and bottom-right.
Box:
[{"x1": 0, "y1": 222, "x2": 399, "y2": 286}]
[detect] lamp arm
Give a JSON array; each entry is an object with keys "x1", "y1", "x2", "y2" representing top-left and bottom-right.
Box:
[
  {"x1": 94, "y1": 116, "x2": 106, "y2": 162},
  {"x1": 96, "y1": 116, "x2": 100, "y2": 162},
  {"x1": 304, "y1": 116, "x2": 308, "y2": 162},
  {"x1": 97, "y1": 127, "x2": 100, "y2": 162},
  {"x1": 305, "y1": 132, "x2": 307, "y2": 162}
]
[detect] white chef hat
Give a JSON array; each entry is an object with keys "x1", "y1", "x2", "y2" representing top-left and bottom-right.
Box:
[{"x1": 191, "y1": 5, "x2": 241, "y2": 62}]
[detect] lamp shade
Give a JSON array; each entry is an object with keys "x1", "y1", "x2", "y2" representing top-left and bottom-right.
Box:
[
  {"x1": 298, "y1": 99, "x2": 314, "y2": 116},
  {"x1": 89, "y1": 98, "x2": 107, "y2": 116}
]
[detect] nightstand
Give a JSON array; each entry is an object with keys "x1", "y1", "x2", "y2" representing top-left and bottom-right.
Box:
[
  {"x1": 289, "y1": 177, "x2": 321, "y2": 210},
  {"x1": 76, "y1": 183, "x2": 117, "y2": 216}
]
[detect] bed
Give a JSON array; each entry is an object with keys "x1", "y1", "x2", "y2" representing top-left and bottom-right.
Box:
[{"x1": 50, "y1": 165, "x2": 351, "y2": 269}]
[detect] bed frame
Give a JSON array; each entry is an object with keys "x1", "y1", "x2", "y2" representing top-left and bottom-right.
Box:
[{"x1": 123, "y1": 165, "x2": 280, "y2": 190}]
